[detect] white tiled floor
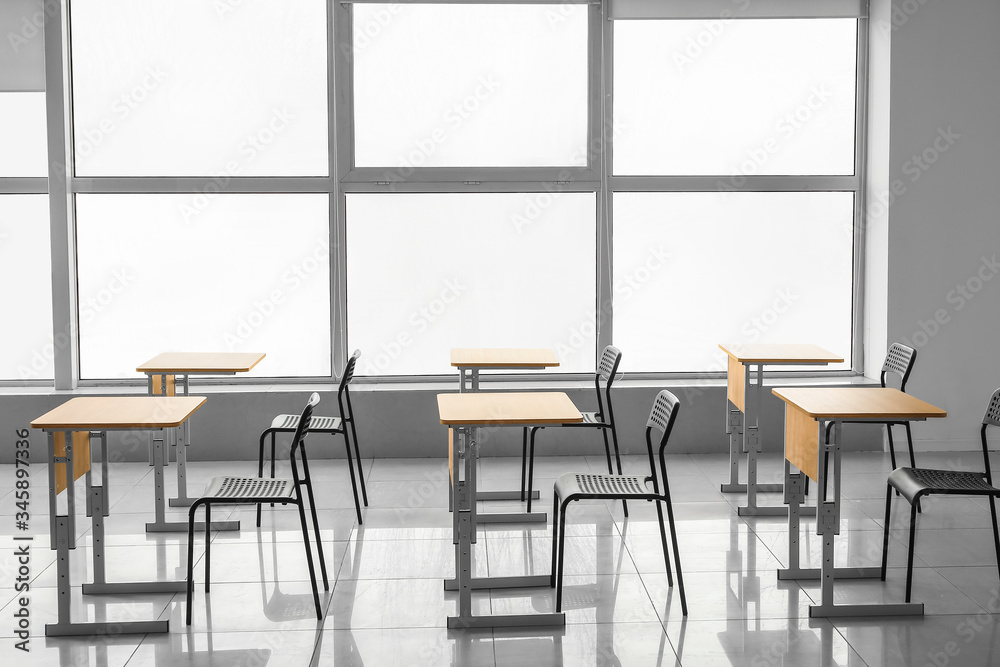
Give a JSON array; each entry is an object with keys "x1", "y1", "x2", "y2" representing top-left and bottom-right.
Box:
[{"x1": 3, "y1": 451, "x2": 1000, "y2": 665}]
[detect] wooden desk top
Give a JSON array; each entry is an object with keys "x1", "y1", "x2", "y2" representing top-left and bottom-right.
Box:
[
  {"x1": 450, "y1": 348, "x2": 559, "y2": 369},
  {"x1": 438, "y1": 392, "x2": 582, "y2": 426},
  {"x1": 137, "y1": 352, "x2": 265, "y2": 374},
  {"x1": 31, "y1": 396, "x2": 208, "y2": 430},
  {"x1": 772, "y1": 387, "x2": 946, "y2": 420},
  {"x1": 719, "y1": 343, "x2": 843, "y2": 364}
]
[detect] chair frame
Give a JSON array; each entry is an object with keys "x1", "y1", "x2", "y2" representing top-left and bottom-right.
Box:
[
  {"x1": 826, "y1": 342, "x2": 918, "y2": 470},
  {"x1": 550, "y1": 389, "x2": 687, "y2": 616},
  {"x1": 880, "y1": 388, "x2": 1000, "y2": 602},
  {"x1": 257, "y1": 350, "x2": 367, "y2": 525},
  {"x1": 187, "y1": 392, "x2": 329, "y2": 625},
  {"x1": 524, "y1": 345, "x2": 624, "y2": 514}
]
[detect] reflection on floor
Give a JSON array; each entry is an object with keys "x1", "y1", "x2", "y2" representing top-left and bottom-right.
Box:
[{"x1": 3, "y1": 451, "x2": 1000, "y2": 666}]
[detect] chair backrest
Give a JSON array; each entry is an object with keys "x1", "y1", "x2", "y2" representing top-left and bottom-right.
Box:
[
  {"x1": 644, "y1": 390, "x2": 680, "y2": 495},
  {"x1": 881, "y1": 342, "x2": 917, "y2": 391},
  {"x1": 594, "y1": 345, "x2": 623, "y2": 422},
  {"x1": 980, "y1": 388, "x2": 1000, "y2": 484},
  {"x1": 337, "y1": 350, "x2": 362, "y2": 449},
  {"x1": 289, "y1": 392, "x2": 321, "y2": 487}
]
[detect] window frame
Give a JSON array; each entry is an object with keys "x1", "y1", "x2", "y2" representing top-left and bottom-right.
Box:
[{"x1": 19, "y1": 0, "x2": 869, "y2": 389}]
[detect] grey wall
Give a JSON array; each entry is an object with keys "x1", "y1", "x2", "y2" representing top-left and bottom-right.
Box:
[{"x1": 886, "y1": 0, "x2": 1000, "y2": 450}]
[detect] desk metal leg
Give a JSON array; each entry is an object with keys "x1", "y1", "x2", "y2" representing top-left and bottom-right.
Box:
[
  {"x1": 779, "y1": 423, "x2": 923, "y2": 618},
  {"x1": 168, "y1": 422, "x2": 195, "y2": 507},
  {"x1": 738, "y1": 365, "x2": 785, "y2": 517},
  {"x1": 446, "y1": 426, "x2": 564, "y2": 629},
  {"x1": 145, "y1": 431, "x2": 238, "y2": 533},
  {"x1": 720, "y1": 405, "x2": 745, "y2": 493}
]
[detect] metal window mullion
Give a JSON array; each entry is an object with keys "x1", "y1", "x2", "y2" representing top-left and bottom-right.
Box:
[
  {"x1": 69, "y1": 177, "x2": 335, "y2": 194},
  {"x1": 608, "y1": 175, "x2": 860, "y2": 192},
  {"x1": 0, "y1": 178, "x2": 47, "y2": 194},
  {"x1": 595, "y1": 0, "x2": 614, "y2": 358},
  {"x1": 331, "y1": 1, "x2": 353, "y2": 377},
  {"x1": 45, "y1": 0, "x2": 78, "y2": 390},
  {"x1": 851, "y1": 12, "x2": 870, "y2": 375}
]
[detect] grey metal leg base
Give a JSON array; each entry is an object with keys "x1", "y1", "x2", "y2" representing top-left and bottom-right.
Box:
[
  {"x1": 83, "y1": 580, "x2": 187, "y2": 595},
  {"x1": 477, "y1": 490, "x2": 540, "y2": 501},
  {"x1": 46, "y1": 620, "x2": 169, "y2": 636},
  {"x1": 476, "y1": 512, "x2": 547, "y2": 524},
  {"x1": 445, "y1": 574, "x2": 552, "y2": 591},
  {"x1": 778, "y1": 566, "x2": 882, "y2": 581},
  {"x1": 809, "y1": 602, "x2": 924, "y2": 618},
  {"x1": 447, "y1": 612, "x2": 565, "y2": 629},
  {"x1": 168, "y1": 496, "x2": 195, "y2": 507},
  {"x1": 145, "y1": 519, "x2": 240, "y2": 533},
  {"x1": 722, "y1": 482, "x2": 784, "y2": 494},
  {"x1": 739, "y1": 505, "x2": 817, "y2": 518}
]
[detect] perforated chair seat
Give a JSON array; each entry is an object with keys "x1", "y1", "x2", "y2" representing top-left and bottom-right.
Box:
[
  {"x1": 555, "y1": 473, "x2": 651, "y2": 500},
  {"x1": 881, "y1": 387, "x2": 1000, "y2": 605},
  {"x1": 269, "y1": 414, "x2": 343, "y2": 433},
  {"x1": 888, "y1": 467, "x2": 997, "y2": 504},
  {"x1": 202, "y1": 476, "x2": 295, "y2": 503}
]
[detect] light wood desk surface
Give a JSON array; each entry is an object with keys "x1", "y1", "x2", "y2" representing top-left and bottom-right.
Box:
[
  {"x1": 450, "y1": 348, "x2": 559, "y2": 369},
  {"x1": 31, "y1": 396, "x2": 207, "y2": 430},
  {"x1": 719, "y1": 343, "x2": 844, "y2": 364},
  {"x1": 773, "y1": 387, "x2": 946, "y2": 484},
  {"x1": 772, "y1": 387, "x2": 946, "y2": 420},
  {"x1": 438, "y1": 392, "x2": 581, "y2": 426},
  {"x1": 137, "y1": 352, "x2": 265, "y2": 374}
]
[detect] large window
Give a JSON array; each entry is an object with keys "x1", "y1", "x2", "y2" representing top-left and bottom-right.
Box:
[
  {"x1": 76, "y1": 194, "x2": 331, "y2": 379},
  {"x1": 610, "y1": 14, "x2": 860, "y2": 372},
  {"x1": 346, "y1": 193, "x2": 596, "y2": 375},
  {"x1": 6, "y1": 0, "x2": 869, "y2": 386}
]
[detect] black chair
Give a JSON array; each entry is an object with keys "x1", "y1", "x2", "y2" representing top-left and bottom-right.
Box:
[
  {"x1": 186, "y1": 393, "x2": 329, "y2": 625},
  {"x1": 881, "y1": 388, "x2": 1000, "y2": 603},
  {"x1": 257, "y1": 350, "x2": 367, "y2": 525},
  {"x1": 551, "y1": 389, "x2": 687, "y2": 615},
  {"x1": 826, "y1": 342, "x2": 919, "y2": 470},
  {"x1": 524, "y1": 345, "x2": 624, "y2": 514}
]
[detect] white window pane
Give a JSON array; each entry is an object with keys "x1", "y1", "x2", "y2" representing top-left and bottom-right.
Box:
[
  {"x1": 614, "y1": 19, "x2": 857, "y2": 176},
  {"x1": 76, "y1": 194, "x2": 331, "y2": 379},
  {"x1": 0, "y1": 195, "x2": 52, "y2": 380},
  {"x1": 353, "y1": 4, "x2": 588, "y2": 169},
  {"x1": 613, "y1": 192, "x2": 853, "y2": 372},
  {"x1": 0, "y1": 92, "x2": 47, "y2": 177},
  {"x1": 70, "y1": 0, "x2": 328, "y2": 177},
  {"x1": 347, "y1": 193, "x2": 596, "y2": 375}
]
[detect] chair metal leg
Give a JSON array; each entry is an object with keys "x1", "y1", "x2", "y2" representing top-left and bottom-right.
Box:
[
  {"x1": 556, "y1": 500, "x2": 570, "y2": 612},
  {"x1": 654, "y1": 501, "x2": 673, "y2": 587},
  {"x1": 608, "y1": 426, "x2": 628, "y2": 517},
  {"x1": 904, "y1": 422, "x2": 916, "y2": 467},
  {"x1": 905, "y1": 500, "x2": 919, "y2": 603},
  {"x1": 186, "y1": 502, "x2": 200, "y2": 625},
  {"x1": 661, "y1": 484, "x2": 687, "y2": 616},
  {"x1": 296, "y1": 499, "x2": 324, "y2": 619},
  {"x1": 881, "y1": 484, "x2": 893, "y2": 580},
  {"x1": 301, "y1": 449, "x2": 329, "y2": 589},
  {"x1": 348, "y1": 421, "x2": 369, "y2": 506},
  {"x1": 520, "y1": 428, "x2": 529, "y2": 502},
  {"x1": 600, "y1": 428, "x2": 613, "y2": 475},
  {"x1": 527, "y1": 427, "x2": 541, "y2": 513},
  {"x1": 550, "y1": 492, "x2": 560, "y2": 588},
  {"x1": 204, "y1": 504, "x2": 211, "y2": 593},
  {"x1": 886, "y1": 424, "x2": 898, "y2": 471},
  {"x1": 988, "y1": 495, "x2": 1000, "y2": 583},
  {"x1": 342, "y1": 431, "x2": 364, "y2": 524},
  {"x1": 256, "y1": 430, "x2": 269, "y2": 527}
]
